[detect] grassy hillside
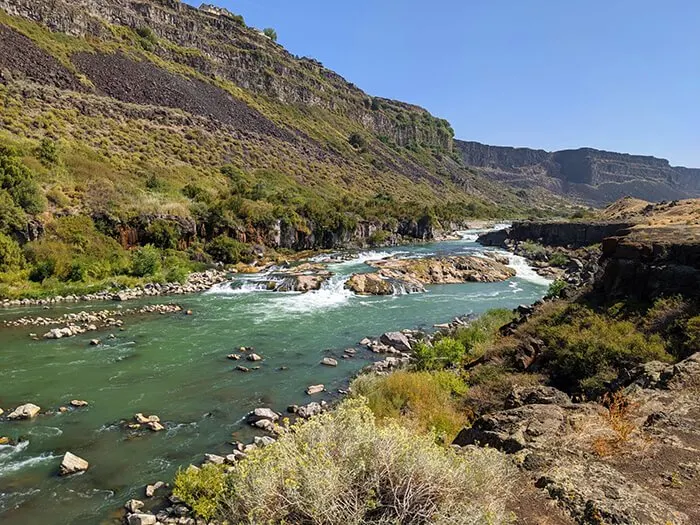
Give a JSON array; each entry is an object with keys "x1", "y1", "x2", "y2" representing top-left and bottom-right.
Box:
[{"x1": 0, "y1": 0, "x2": 571, "y2": 298}]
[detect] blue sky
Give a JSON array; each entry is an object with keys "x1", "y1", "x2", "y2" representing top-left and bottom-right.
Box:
[{"x1": 188, "y1": 1, "x2": 699, "y2": 166}]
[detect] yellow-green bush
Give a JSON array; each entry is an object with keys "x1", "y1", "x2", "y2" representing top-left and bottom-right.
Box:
[
  {"x1": 194, "y1": 399, "x2": 514, "y2": 525},
  {"x1": 351, "y1": 370, "x2": 467, "y2": 442},
  {"x1": 173, "y1": 464, "x2": 227, "y2": 520}
]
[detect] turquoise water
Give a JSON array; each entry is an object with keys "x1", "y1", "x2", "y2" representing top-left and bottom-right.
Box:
[{"x1": 0, "y1": 232, "x2": 550, "y2": 524}]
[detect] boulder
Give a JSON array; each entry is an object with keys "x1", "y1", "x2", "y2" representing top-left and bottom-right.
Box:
[
  {"x1": 306, "y1": 384, "x2": 324, "y2": 395},
  {"x1": 89, "y1": 339, "x2": 100, "y2": 346},
  {"x1": 504, "y1": 386, "x2": 571, "y2": 409},
  {"x1": 124, "y1": 499, "x2": 144, "y2": 513},
  {"x1": 145, "y1": 481, "x2": 165, "y2": 498},
  {"x1": 204, "y1": 453, "x2": 225, "y2": 465},
  {"x1": 134, "y1": 413, "x2": 160, "y2": 424},
  {"x1": 227, "y1": 354, "x2": 241, "y2": 360},
  {"x1": 321, "y1": 357, "x2": 338, "y2": 367},
  {"x1": 345, "y1": 273, "x2": 393, "y2": 295},
  {"x1": 359, "y1": 338, "x2": 371, "y2": 346},
  {"x1": 0, "y1": 437, "x2": 9, "y2": 445},
  {"x1": 236, "y1": 365, "x2": 250, "y2": 372},
  {"x1": 296, "y1": 402, "x2": 323, "y2": 419},
  {"x1": 59, "y1": 451, "x2": 89, "y2": 476},
  {"x1": 70, "y1": 400, "x2": 89, "y2": 408},
  {"x1": 380, "y1": 332, "x2": 412, "y2": 352},
  {"x1": 127, "y1": 513, "x2": 157, "y2": 525},
  {"x1": 254, "y1": 435, "x2": 276, "y2": 447},
  {"x1": 247, "y1": 353, "x2": 263, "y2": 362},
  {"x1": 7, "y1": 403, "x2": 41, "y2": 420},
  {"x1": 146, "y1": 421, "x2": 164, "y2": 432},
  {"x1": 248, "y1": 407, "x2": 279, "y2": 423}
]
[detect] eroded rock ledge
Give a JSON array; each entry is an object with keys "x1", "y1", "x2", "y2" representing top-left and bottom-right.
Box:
[{"x1": 345, "y1": 255, "x2": 515, "y2": 295}]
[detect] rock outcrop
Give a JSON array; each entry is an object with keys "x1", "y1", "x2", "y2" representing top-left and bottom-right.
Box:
[{"x1": 454, "y1": 352, "x2": 700, "y2": 524}]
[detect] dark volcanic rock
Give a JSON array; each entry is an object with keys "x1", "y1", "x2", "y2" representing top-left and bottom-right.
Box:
[
  {"x1": 0, "y1": 24, "x2": 83, "y2": 91},
  {"x1": 72, "y1": 52, "x2": 294, "y2": 141}
]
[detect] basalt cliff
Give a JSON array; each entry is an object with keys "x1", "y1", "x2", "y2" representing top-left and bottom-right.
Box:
[{"x1": 456, "y1": 140, "x2": 700, "y2": 206}]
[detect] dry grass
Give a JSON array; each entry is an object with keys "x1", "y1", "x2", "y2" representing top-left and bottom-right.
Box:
[{"x1": 592, "y1": 391, "x2": 642, "y2": 457}]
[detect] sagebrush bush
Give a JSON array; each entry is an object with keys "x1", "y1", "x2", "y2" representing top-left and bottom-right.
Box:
[
  {"x1": 190, "y1": 399, "x2": 514, "y2": 525},
  {"x1": 454, "y1": 308, "x2": 515, "y2": 358},
  {"x1": 351, "y1": 371, "x2": 467, "y2": 442}
]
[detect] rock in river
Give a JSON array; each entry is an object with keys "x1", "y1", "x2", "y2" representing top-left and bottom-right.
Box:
[
  {"x1": 60, "y1": 451, "x2": 89, "y2": 476},
  {"x1": 321, "y1": 357, "x2": 338, "y2": 367},
  {"x1": 380, "y1": 332, "x2": 412, "y2": 352},
  {"x1": 7, "y1": 403, "x2": 41, "y2": 420},
  {"x1": 306, "y1": 384, "x2": 324, "y2": 395}
]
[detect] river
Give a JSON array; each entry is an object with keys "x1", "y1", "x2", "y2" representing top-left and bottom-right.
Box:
[{"x1": 0, "y1": 230, "x2": 550, "y2": 524}]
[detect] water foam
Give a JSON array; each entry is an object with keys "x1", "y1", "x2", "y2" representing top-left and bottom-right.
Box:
[
  {"x1": 271, "y1": 274, "x2": 354, "y2": 314},
  {"x1": 0, "y1": 452, "x2": 58, "y2": 478},
  {"x1": 506, "y1": 253, "x2": 553, "y2": 286}
]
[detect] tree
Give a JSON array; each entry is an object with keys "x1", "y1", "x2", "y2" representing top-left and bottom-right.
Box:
[
  {"x1": 262, "y1": 27, "x2": 277, "y2": 41},
  {"x1": 0, "y1": 232, "x2": 24, "y2": 272}
]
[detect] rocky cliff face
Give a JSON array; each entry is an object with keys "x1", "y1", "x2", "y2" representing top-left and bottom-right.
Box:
[{"x1": 455, "y1": 140, "x2": 700, "y2": 206}]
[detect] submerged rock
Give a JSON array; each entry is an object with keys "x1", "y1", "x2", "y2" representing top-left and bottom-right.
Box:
[{"x1": 59, "y1": 451, "x2": 89, "y2": 476}]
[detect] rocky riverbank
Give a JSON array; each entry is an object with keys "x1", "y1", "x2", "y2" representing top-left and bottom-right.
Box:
[
  {"x1": 3, "y1": 304, "x2": 186, "y2": 339},
  {"x1": 0, "y1": 270, "x2": 229, "y2": 309}
]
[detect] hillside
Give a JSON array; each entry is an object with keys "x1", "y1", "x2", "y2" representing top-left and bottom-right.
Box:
[
  {"x1": 0, "y1": 0, "x2": 556, "y2": 243},
  {"x1": 455, "y1": 140, "x2": 700, "y2": 206}
]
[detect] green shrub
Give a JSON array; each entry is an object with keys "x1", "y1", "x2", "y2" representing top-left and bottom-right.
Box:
[
  {"x1": 146, "y1": 219, "x2": 180, "y2": 250},
  {"x1": 131, "y1": 245, "x2": 161, "y2": 277},
  {"x1": 367, "y1": 229, "x2": 391, "y2": 247},
  {"x1": 548, "y1": 252, "x2": 569, "y2": 267},
  {"x1": 454, "y1": 308, "x2": 515, "y2": 358},
  {"x1": 262, "y1": 27, "x2": 277, "y2": 41},
  {"x1": 414, "y1": 337, "x2": 466, "y2": 370},
  {"x1": 536, "y1": 305, "x2": 672, "y2": 396},
  {"x1": 519, "y1": 240, "x2": 546, "y2": 259},
  {"x1": 0, "y1": 190, "x2": 26, "y2": 234},
  {"x1": 205, "y1": 235, "x2": 251, "y2": 265},
  {"x1": 0, "y1": 145, "x2": 45, "y2": 214},
  {"x1": 348, "y1": 132, "x2": 367, "y2": 150},
  {"x1": 173, "y1": 464, "x2": 226, "y2": 520},
  {"x1": 545, "y1": 279, "x2": 568, "y2": 299},
  {"x1": 0, "y1": 233, "x2": 24, "y2": 272},
  {"x1": 37, "y1": 138, "x2": 59, "y2": 166},
  {"x1": 351, "y1": 371, "x2": 467, "y2": 442},
  {"x1": 204, "y1": 398, "x2": 513, "y2": 524}
]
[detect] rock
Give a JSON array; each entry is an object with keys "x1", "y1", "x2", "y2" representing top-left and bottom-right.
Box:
[
  {"x1": 248, "y1": 407, "x2": 279, "y2": 423},
  {"x1": 0, "y1": 437, "x2": 9, "y2": 445},
  {"x1": 321, "y1": 357, "x2": 338, "y2": 367},
  {"x1": 0, "y1": 408, "x2": 3, "y2": 416},
  {"x1": 7, "y1": 403, "x2": 41, "y2": 420},
  {"x1": 368, "y1": 255, "x2": 515, "y2": 285},
  {"x1": 225, "y1": 451, "x2": 246, "y2": 464},
  {"x1": 380, "y1": 332, "x2": 412, "y2": 352},
  {"x1": 134, "y1": 413, "x2": 160, "y2": 424},
  {"x1": 70, "y1": 400, "x2": 89, "y2": 407},
  {"x1": 204, "y1": 453, "x2": 225, "y2": 465},
  {"x1": 504, "y1": 386, "x2": 571, "y2": 409},
  {"x1": 59, "y1": 406, "x2": 68, "y2": 413},
  {"x1": 145, "y1": 481, "x2": 165, "y2": 498},
  {"x1": 296, "y1": 402, "x2": 323, "y2": 419},
  {"x1": 247, "y1": 353, "x2": 262, "y2": 362},
  {"x1": 306, "y1": 384, "x2": 324, "y2": 395},
  {"x1": 227, "y1": 354, "x2": 241, "y2": 360},
  {"x1": 89, "y1": 339, "x2": 100, "y2": 346},
  {"x1": 254, "y1": 435, "x2": 276, "y2": 447},
  {"x1": 236, "y1": 365, "x2": 250, "y2": 372},
  {"x1": 146, "y1": 421, "x2": 164, "y2": 432},
  {"x1": 59, "y1": 451, "x2": 89, "y2": 476},
  {"x1": 359, "y1": 337, "x2": 371, "y2": 346},
  {"x1": 124, "y1": 499, "x2": 144, "y2": 513},
  {"x1": 345, "y1": 273, "x2": 393, "y2": 295},
  {"x1": 127, "y1": 513, "x2": 157, "y2": 525}
]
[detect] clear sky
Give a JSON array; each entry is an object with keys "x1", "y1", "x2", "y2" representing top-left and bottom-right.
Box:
[{"x1": 188, "y1": 1, "x2": 699, "y2": 166}]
